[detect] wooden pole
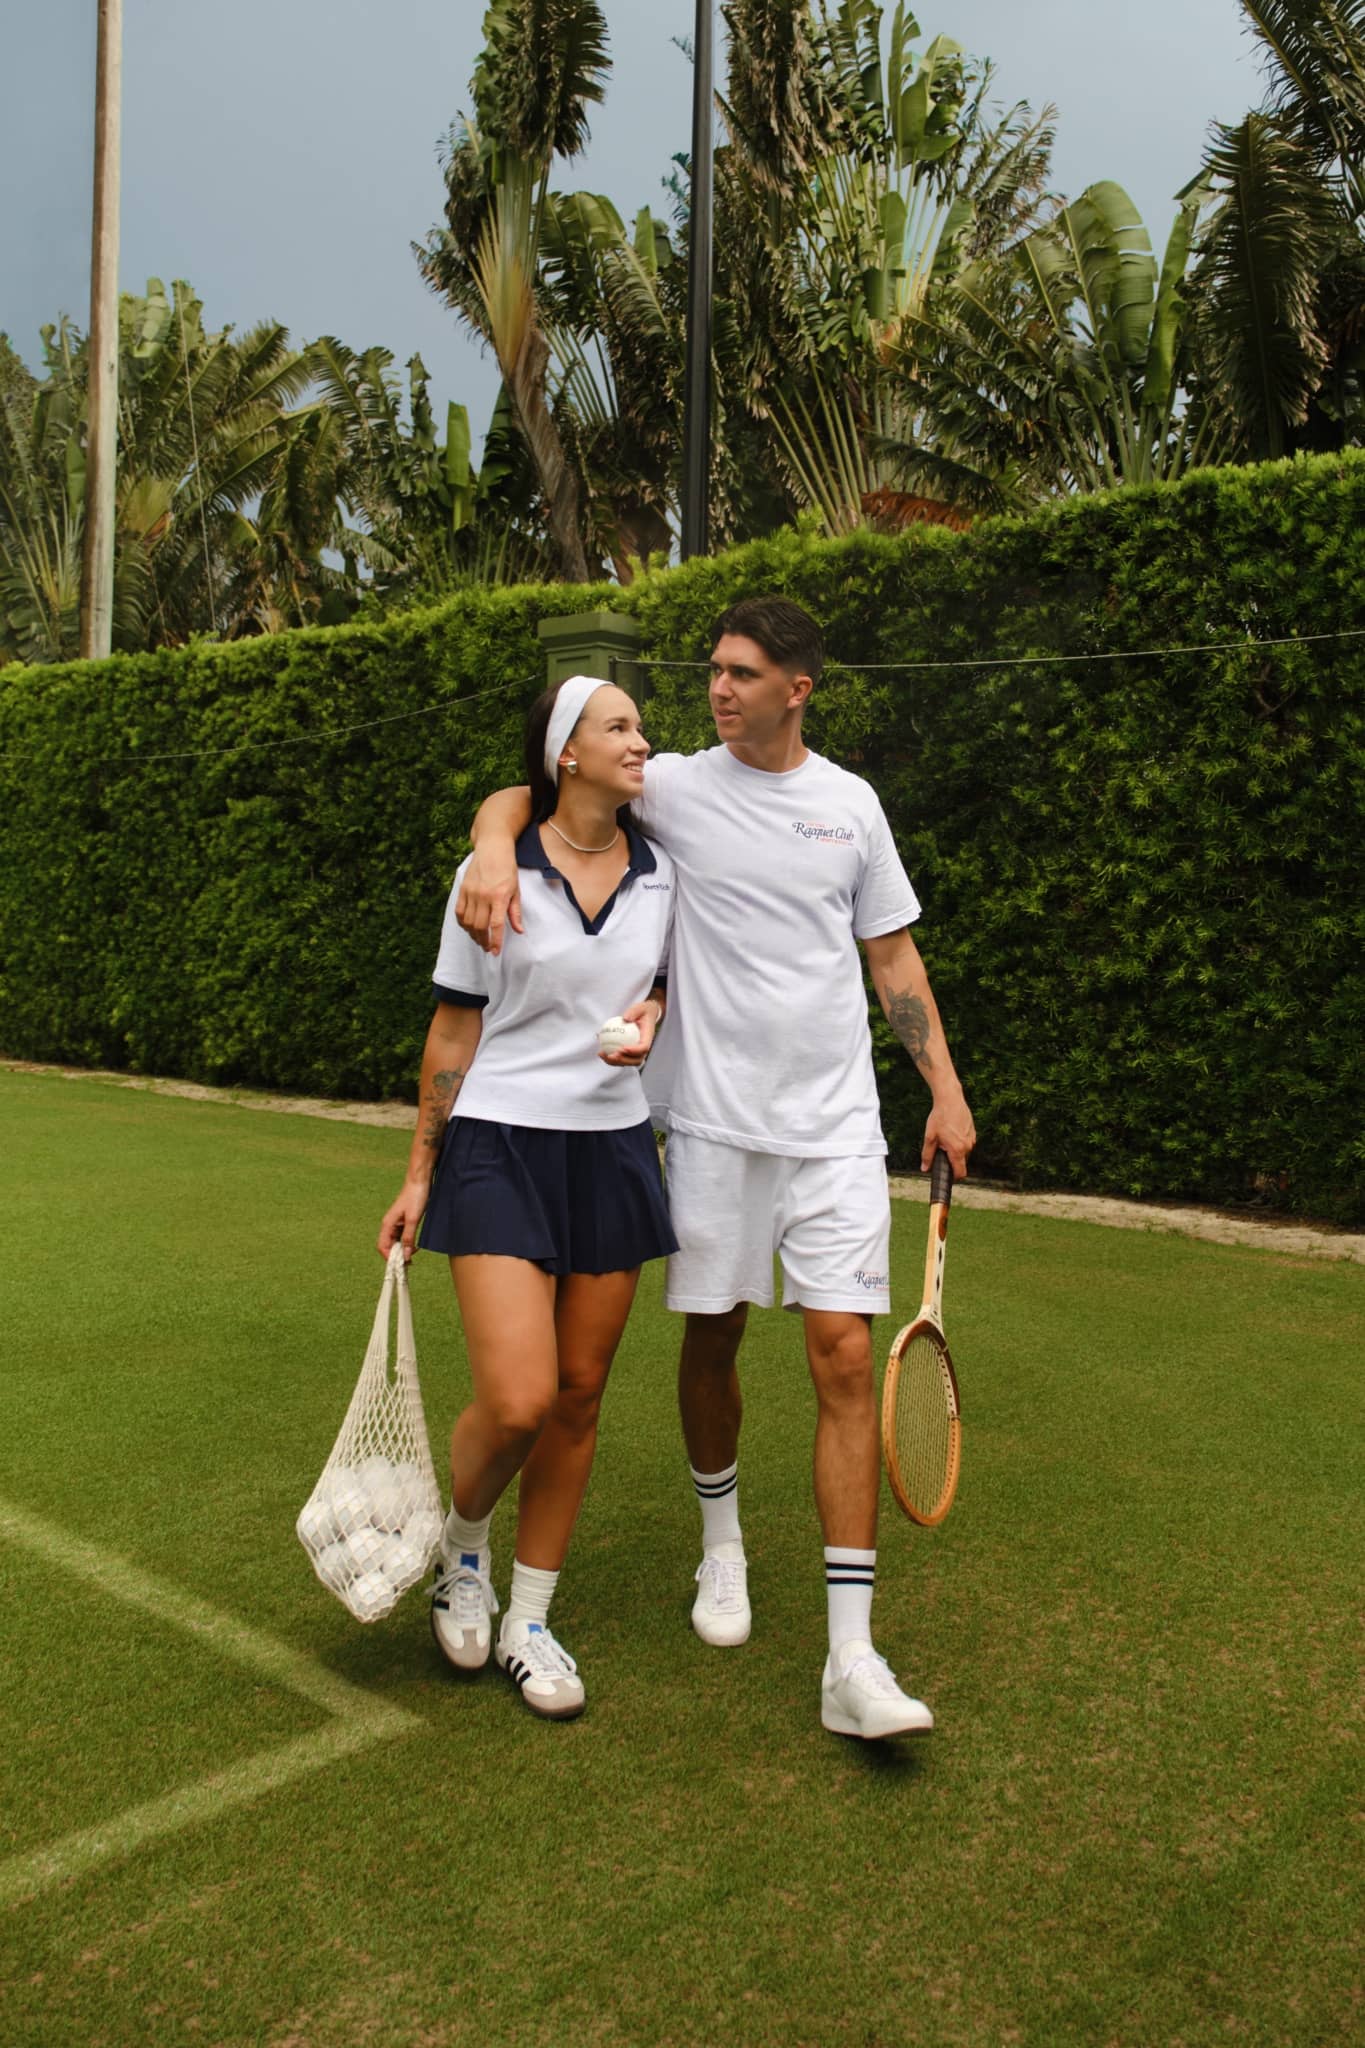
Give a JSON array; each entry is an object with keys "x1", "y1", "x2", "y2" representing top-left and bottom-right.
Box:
[
  {"x1": 680, "y1": 0, "x2": 714, "y2": 561},
  {"x1": 79, "y1": 0, "x2": 123, "y2": 661}
]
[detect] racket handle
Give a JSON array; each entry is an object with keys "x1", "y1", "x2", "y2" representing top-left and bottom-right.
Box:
[{"x1": 929, "y1": 1147, "x2": 954, "y2": 1209}]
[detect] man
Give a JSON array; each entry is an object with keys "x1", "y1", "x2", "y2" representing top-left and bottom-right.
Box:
[{"x1": 458, "y1": 597, "x2": 975, "y2": 1739}]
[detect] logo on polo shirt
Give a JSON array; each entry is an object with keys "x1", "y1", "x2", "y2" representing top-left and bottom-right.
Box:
[
  {"x1": 642, "y1": 879, "x2": 671, "y2": 890},
  {"x1": 793, "y1": 821, "x2": 855, "y2": 844},
  {"x1": 854, "y1": 1268, "x2": 889, "y2": 1291}
]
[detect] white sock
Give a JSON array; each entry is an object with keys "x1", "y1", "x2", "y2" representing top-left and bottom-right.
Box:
[
  {"x1": 825, "y1": 1547, "x2": 876, "y2": 1655},
  {"x1": 505, "y1": 1559, "x2": 559, "y2": 1631},
  {"x1": 692, "y1": 1462, "x2": 742, "y2": 1552},
  {"x1": 443, "y1": 1502, "x2": 492, "y2": 1564}
]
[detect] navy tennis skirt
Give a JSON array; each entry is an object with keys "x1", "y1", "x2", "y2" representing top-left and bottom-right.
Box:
[{"x1": 419, "y1": 1115, "x2": 678, "y2": 1275}]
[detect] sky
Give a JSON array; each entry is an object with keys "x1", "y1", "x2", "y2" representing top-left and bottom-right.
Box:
[{"x1": 4, "y1": 1, "x2": 1264, "y2": 438}]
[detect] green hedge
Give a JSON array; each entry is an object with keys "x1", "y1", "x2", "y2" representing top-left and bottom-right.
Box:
[{"x1": 3, "y1": 455, "x2": 1363, "y2": 1220}]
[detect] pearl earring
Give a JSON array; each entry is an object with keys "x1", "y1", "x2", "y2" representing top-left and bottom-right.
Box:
[{"x1": 564, "y1": 759, "x2": 578, "y2": 775}]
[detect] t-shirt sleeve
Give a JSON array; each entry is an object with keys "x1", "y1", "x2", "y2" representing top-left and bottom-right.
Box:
[
  {"x1": 852, "y1": 798, "x2": 922, "y2": 938},
  {"x1": 431, "y1": 860, "x2": 490, "y2": 1002},
  {"x1": 631, "y1": 752, "x2": 684, "y2": 845}
]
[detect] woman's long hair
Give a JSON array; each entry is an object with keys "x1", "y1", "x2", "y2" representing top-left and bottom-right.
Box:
[{"x1": 524, "y1": 681, "x2": 633, "y2": 831}]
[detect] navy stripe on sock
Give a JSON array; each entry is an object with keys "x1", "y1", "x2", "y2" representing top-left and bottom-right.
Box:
[
  {"x1": 693, "y1": 1477, "x2": 738, "y2": 1498},
  {"x1": 826, "y1": 1569, "x2": 876, "y2": 1585}
]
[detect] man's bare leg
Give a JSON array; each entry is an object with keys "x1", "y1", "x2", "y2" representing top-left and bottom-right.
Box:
[
  {"x1": 677, "y1": 1305, "x2": 747, "y2": 1470},
  {"x1": 678, "y1": 1305, "x2": 751, "y2": 1645},
  {"x1": 804, "y1": 1307, "x2": 932, "y2": 1738},
  {"x1": 801, "y1": 1309, "x2": 879, "y2": 1550}
]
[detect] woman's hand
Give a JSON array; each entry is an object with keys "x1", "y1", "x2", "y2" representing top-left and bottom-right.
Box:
[
  {"x1": 598, "y1": 996, "x2": 664, "y2": 1069},
  {"x1": 377, "y1": 1176, "x2": 432, "y2": 1262}
]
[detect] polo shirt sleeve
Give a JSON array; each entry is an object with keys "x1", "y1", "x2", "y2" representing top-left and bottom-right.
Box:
[
  {"x1": 852, "y1": 797, "x2": 922, "y2": 939},
  {"x1": 653, "y1": 848, "x2": 676, "y2": 980},
  {"x1": 431, "y1": 862, "x2": 491, "y2": 1007}
]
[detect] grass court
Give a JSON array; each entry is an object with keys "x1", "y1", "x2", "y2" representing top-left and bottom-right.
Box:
[{"x1": 1, "y1": 1068, "x2": 1361, "y2": 2047}]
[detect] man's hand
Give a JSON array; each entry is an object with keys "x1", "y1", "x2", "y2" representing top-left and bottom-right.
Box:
[
  {"x1": 455, "y1": 845, "x2": 523, "y2": 957},
  {"x1": 922, "y1": 1091, "x2": 976, "y2": 1180}
]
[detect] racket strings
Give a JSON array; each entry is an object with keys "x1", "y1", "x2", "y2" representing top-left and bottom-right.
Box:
[{"x1": 890, "y1": 1332, "x2": 958, "y2": 1522}]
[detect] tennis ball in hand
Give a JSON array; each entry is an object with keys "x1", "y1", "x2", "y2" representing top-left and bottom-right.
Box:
[{"x1": 598, "y1": 1015, "x2": 641, "y2": 1053}]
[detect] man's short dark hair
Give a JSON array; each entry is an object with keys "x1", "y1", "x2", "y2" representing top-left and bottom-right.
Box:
[{"x1": 712, "y1": 596, "x2": 824, "y2": 685}]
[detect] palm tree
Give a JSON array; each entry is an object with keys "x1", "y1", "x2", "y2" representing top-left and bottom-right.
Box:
[
  {"x1": 0, "y1": 324, "x2": 88, "y2": 663},
  {"x1": 1186, "y1": 0, "x2": 1365, "y2": 458},
  {"x1": 0, "y1": 284, "x2": 314, "y2": 662},
  {"x1": 917, "y1": 176, "x2": 1238, "y2": 499},
  {"x1": 417, "y1": 0, "x2": 612, "y2": 581},
  {"x1": 712, "y1": 0, "x2": 1058, "y2": 532}
]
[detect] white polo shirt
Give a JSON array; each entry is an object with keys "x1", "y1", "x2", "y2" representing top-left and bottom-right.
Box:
[
  {"x1": 433, "y1": 821, "x2": 674, "y2": 1132},
  {"x1": 636, "y1": 746, "x2": 919, "y2": 1157}
]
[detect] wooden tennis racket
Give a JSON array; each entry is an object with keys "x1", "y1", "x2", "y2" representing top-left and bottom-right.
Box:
[{"x1": 882, "y1": 1148, "x2": 961, "y2": 1526}]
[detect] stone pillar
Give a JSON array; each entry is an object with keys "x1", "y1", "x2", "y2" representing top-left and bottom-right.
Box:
[{"x1": 537, "y1": 610, "x2": 644, "y2": 703}]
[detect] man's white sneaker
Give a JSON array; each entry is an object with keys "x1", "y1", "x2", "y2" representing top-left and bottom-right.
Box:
[
  {"x1": 495, "y1": 1619, "x2": 586, "y2": 1720},
  {"x1": 430, "y1": 1551, "x2": 498, "y2": 1672},
  {"x1": 691, "y1": 1542, "x2": 751, "y2": 1647},
  {"x1": 821, "y1": 1639, "x2": 934, "y2": 1739}
]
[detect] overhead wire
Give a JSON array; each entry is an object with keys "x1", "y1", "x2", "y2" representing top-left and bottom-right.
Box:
[{"x1": 4, "y1": 621, "x2": 1361, "y2": 773}]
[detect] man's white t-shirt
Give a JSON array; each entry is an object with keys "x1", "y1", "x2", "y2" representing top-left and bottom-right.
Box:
[
  {"x1": 635, "y1": 747, "x2": 920, "y2": 1157},
  {"x1": 432, "y1": 822, "x2": 674, "y2": 1132}
]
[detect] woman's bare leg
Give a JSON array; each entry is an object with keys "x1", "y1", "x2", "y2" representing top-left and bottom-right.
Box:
[
  {"x1": 514, "y1": 1267, "x2": 640, "y2": 1570},
  {"x1": 447, "y1": 1255, "x2": 558, "y2": 1521}
]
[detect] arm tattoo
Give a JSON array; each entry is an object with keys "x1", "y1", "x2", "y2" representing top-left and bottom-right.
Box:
[
  {"x1": 420, "y1": 1065, "x2": 465, "y2": 1151},
  {"x1": 885, "y1": 989, "x2": 934, "y2": 1075}
]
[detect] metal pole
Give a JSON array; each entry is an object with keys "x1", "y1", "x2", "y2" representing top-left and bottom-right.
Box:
[
  {"x1": 680, "y1": 0, "x2": 713, "y2": 561},
  {"x1": 79, "y1": 0, "x2": 123, "y2": 661}
]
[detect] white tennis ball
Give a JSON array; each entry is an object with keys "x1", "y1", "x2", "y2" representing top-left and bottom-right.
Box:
[
  {"x1": 346, "y1": 1569, "x2": 398, "y2": 1623},
  {"x1": 345, "y1": 1526, "x2": 387, "y2": 1573},
  {"x1": 403, "y1": 1507, "x2": 443, "y2": 1561},
  {"x1": 313, "y1": 1540, "x2": 353, "y2": 1593},
  {"x1": 368, "y1": 1476, "x2": 409, "y2": 1533},
  {"x1": 378, "y1": 1533, "x2": 426, "y2": 1592},
  {"x1": 295, "y1": 1496, "x2": 337, "y2": 1554},
  {"x1": 598, "y1": 1015, "x2": 641, "y2": 1053},
  {"x1": 326, "y1": 1475, "x2": 371, "y2": 1535}
]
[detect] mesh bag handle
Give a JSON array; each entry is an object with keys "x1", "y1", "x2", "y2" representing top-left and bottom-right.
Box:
[{"x1": 296, "y1": 1246, "x2": 444, "y2": 1623}]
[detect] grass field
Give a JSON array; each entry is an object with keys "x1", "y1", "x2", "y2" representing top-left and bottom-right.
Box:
[{"x1": 1, "y1": 1069, "x2": 1361, "y2": 2048}]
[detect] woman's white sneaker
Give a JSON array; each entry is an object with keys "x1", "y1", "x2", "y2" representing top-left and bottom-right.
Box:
[
  {"x1": 495, "y1": 1619, "x2": 586, "y2": 1720},
  {"x1": 821, "y1": 1639, "x2": 933, "y2": 1739},
  {"x1": 692, "y1": 1543, "x2": 751, "y2": 1646},
  {"x1": 430, "y1": 1552, "x2": 498, "y2": 1672}
]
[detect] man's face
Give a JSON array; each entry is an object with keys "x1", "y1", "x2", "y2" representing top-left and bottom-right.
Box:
[{"x1": 708, "y1": 633, "x2": 810, "y2": 748}]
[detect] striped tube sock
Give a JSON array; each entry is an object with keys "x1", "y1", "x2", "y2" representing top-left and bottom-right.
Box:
[
  {"x1": 825, "y1": 1547, "x2": 876, "y2": 1654},
  {"x1": 504, "y1": 1559, "x2": 559, "y2": 1631},
  {"x1": 691, "y1": 1462, "x2": 742, "y2": 1551}
]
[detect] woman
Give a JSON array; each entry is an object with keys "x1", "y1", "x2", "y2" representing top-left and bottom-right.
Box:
[{"x1": 378, "y1": 675, "x2": 675, "y2": 1720}]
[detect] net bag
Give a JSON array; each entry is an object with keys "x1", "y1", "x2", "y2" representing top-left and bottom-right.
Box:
[{"x1": 296, "y1": 1245, "x2": 444, "y2": 1622}]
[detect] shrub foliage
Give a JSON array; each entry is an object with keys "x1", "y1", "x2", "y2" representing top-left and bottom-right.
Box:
[{"x1": 3, "y1": 457, "x2": 1362, "y2": 1220}]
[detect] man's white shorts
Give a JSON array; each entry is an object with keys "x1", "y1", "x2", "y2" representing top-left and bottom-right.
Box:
[{"x1": 663, "y1": 1131, "x2": 891, "y2": 1316}]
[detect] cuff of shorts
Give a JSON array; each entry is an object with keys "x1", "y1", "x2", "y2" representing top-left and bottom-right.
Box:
[{"x1": 780, "y1": 1289, "x2": 891, "y2": 1315}]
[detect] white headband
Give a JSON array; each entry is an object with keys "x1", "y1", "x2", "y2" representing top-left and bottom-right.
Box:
[{"x1": 544, "y1": 674, "x2": 610, "y2": 784}]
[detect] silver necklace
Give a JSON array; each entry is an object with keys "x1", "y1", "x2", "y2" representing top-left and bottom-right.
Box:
[{"x1": 545, "y1": 818, "x2": 621, "y2": 856}]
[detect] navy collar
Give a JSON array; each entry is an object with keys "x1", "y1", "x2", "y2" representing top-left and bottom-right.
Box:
[{"x1": 516, "y1": 817, "x2": 657, "y2": 876}]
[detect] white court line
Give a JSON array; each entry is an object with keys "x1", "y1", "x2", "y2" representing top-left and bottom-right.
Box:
[{"x1": 0, "y1": 1497, "x2": 420, "y2": 1907}]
